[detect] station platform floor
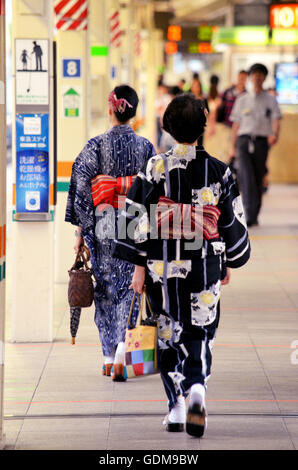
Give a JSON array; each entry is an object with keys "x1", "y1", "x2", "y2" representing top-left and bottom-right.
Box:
[{"x1": 2, "y1": 183, "x2": 298, "y2": 451}]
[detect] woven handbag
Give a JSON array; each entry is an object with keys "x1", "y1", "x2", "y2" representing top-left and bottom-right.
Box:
[
  {"x1": 68, "y1": 246, "x2": 94, "y2": 308},
  {"x1": 124, "y1": 289, "x2": 159, "y2": 379}
]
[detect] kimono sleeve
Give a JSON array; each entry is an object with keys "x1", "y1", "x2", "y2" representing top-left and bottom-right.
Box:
[
  {"x1": 218, "y1": 167, "x2": 251, "y2": 268},
  {"x1": 65, "y1": 139, "x2": 100, "y2": 235},
  {"x1": 113, "y1": 169, "x2": 154, "y2": 267}
]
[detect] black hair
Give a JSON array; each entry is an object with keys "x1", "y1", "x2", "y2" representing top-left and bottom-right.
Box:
[
  {"x1": 239, "y1": 70, "x2": 248, "y2": 75},
  {"x1": 169, "y1": 86, "x2": 182, "y2": 97},
  {"x1": 209, "y1": 74, "x2": 219, "y2": 100},
  {"x1": 162, "y1": 94, "x2": 207, "y2": 144},
  {"x1": 248, "y1": 63, "x2": 268, "y2": 77},
  {"x1": 112, "y1": 85, "x2": 139, "y2": 123}
]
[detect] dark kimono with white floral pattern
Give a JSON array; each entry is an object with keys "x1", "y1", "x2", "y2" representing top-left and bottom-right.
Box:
[{"x1": 113, "y1": 143, "x2": 250, "y2": 410}]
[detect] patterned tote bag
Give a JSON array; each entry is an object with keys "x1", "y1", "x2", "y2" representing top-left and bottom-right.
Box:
[{"x1": 125, "y1": 289, "x2": 158, "y2": 379}]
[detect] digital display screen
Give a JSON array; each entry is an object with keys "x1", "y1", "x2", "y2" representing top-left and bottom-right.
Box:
[{"x1": 275, "y1": 62, "x2": 298, "y2": 105}]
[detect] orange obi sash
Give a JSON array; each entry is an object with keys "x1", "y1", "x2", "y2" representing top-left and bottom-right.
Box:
[
  {"x1": 91, "y1": 174, "x2": 137, "y2": 210},
  {"x1": 156, "y1": 196, "x2": 221, "y2": 240}
]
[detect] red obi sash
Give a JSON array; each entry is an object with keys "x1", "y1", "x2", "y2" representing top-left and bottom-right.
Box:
[
  {"x1": 91, "y1": 174, "x2": 137, "y2": 210},
  {"x1": 156, "y1": 196, "x2": 221, "y2": 240}
]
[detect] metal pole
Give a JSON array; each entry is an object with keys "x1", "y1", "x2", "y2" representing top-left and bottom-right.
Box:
[{"x1": 0, "y1": 0, "x2": 7, "y2": 449}]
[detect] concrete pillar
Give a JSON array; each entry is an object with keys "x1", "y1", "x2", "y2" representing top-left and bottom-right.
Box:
[
  {"x1": 89, "y1": 0, "x2": 110, "y2": 137},
  {"x1": 11, "y1": 0, "x2": 54, "y2": 342},
  {"x1": 54, "y1": 1, "x2": 89, "y2": 283},
  {"x1": 0, "y1": 0, "x2": 7, "y2": 449}
]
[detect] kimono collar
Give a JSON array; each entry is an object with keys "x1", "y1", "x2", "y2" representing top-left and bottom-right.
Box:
[{"x1": 109, "y1": 124, "x2": 134, "y2": 134}]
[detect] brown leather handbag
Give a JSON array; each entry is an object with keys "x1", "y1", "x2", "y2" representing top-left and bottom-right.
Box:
[{"x1": 68, "y1": 245, "x2": 94, "y2": 308}]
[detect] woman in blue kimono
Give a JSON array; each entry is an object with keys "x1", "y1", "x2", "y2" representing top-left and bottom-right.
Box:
[
  {"x1": 65, "y1": 85, "x2": 155, "y2": 378},
  {"x1": 113, "y1": 94, "x2": 250, "y2": 437}
]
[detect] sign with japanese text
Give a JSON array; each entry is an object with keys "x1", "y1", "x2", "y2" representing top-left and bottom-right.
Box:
[{"x1": 16, "y1": 113, "x2": 49, "y2": 214}]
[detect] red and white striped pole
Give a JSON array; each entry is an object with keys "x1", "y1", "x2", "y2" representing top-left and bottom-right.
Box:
[
  {"x1": 110, "y1": 10, "x2": 121, "y2": 49},
  {"x1": 54, "y1": 0, "x2": 88, "y2": 31}
]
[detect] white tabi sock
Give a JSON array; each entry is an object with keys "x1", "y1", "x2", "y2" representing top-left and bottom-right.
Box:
[
  {"x1": 168, "y1": 396, "x2": 186, "y2": 424},
  {"x1": 104, "y1": 355, "x2": 115, "y2": 365},
  {"x1": 189, "y1": 383, "x2": 206, "y2": 409},
  {"x1": 114, "y1": 342, "x2": 126, "y2": 365}
]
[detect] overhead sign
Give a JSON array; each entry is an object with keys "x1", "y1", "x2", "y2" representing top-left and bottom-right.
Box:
[
  {"x1": 270, "y1": 4, "x2": 298, "y2": 28},
  {"x1": 167, "y1": 25, "x2": 181, "y2": 41},
  {"x1": 16, "y1": 113, "x2": 49, "y2": 214},
  {"x1": 62, "y1": 58, "x2": 81, "y2": 78},
  {"x1": 212, "y1": 26, "x2": 298, "y2": 46},
  {"x1": 15, "y1": 38, "x2": 49, "y2": 105}
]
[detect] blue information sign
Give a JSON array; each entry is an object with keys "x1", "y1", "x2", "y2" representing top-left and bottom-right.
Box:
[
  {"x1": 62, "y1": 59, "x2": 81, "y2": 78},
  {"x1": 16, "y1": 113, "x2": 49, "y2": 214}
]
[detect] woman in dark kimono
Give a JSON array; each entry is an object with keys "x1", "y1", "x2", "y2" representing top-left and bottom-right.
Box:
[
  {"x1": 65, "y1": 85, "x2": 155, "y2": 378},
  {"x1": 113, "y1": 94, "x2": 250, "y2": 437}
]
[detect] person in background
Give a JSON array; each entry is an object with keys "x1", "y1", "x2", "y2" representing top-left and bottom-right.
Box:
[
  {"x1": 230, "y1": 63, "x2": 282, "y2": 227},
  {"x1": 155, "y1": 79, "x2": 171, "y2": 150},
  {"x1": 113, "y1": 93, "x2": 250, "y2": 438},
  {"x1": 206, "y1": 74, "x2": 222, "y2": 138},
  {"x1": 219, "y1": 70, "x2": 248, "y2": 128},
  {"x1": 217, "y1": 70, "x2": 248, "y2": 166},
  {"x1": 190, "y1": 80, "x2": 209, "y2": 146},
  {"x1": 65, "y1": 85, "x2": 155, "y2": 380},
  {"x1": 178, "y1": 78, "x2": 186, "y2": 91}
]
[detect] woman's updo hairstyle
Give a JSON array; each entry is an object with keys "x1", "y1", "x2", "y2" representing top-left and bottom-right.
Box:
[
  {"x1": 162, "y1": 93, "x2": 207, "y2": 144},
  {"x1": 109, "y1": 85, "x2": 139, "y2": 123}
]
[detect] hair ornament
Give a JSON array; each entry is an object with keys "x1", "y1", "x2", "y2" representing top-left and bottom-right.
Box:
[{"x1": 108, "y1": 91, "x2": 133, "y2": 114}]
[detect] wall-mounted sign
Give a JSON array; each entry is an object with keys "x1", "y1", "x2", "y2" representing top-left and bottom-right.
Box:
[
  {"x1": 62, "y1": 58, "x2": 81, "y2": 78},
  {"x1": 62, "y1": 86, "x2": 81, "y2": 118},
  {"x1": 270, "y1": 4, "x2": 298, "y2": 28},
  {"x1": 16, "y1": 113, "x2": 49, "y2": 214},
  {"x1": 15, "y1": 39, "x2": 49, "y2": 105}
]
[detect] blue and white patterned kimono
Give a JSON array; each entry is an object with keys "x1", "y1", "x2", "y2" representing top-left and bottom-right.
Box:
[{"x1": 65, "y1": 125, "x2": 155, "y2": 357}]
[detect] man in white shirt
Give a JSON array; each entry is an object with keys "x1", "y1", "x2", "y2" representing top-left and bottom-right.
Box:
[{"x1": 230, "y1": 63, "x2": 282, "y2": 226}]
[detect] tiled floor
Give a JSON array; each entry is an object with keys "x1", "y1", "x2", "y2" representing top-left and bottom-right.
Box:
[{"x1": 2, "y1": 184, "x2": 298, "y2": 450}]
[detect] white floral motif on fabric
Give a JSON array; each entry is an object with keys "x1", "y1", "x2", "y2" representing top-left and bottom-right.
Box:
[
  {"x1": 168, "y1": 371, "x2": 186, "y2": 395},
  {"x1": 192, "y1": 182, "x2": 221, "y2": 206},
  {"x1": 158, "y1": 314, "x2": 183, "y2": 344},
  {"x1": 211, "y1": 241, "x2": 226, "y2": 256},
  {"x1": 146, "y1": 145, "x2": 196, "y2": 184},
  {"x1": 134, "y1": 212, "x2": 150, "y2": 244},
  {"x1": 147, "y1": 260, "x2": 192, "y2": 283},
  {"x1": 232, "y1": 195, "x2": 247, "y2": 228},
  {"x1": 190, "y1": 280, "x2": 221, "y2": 327}
]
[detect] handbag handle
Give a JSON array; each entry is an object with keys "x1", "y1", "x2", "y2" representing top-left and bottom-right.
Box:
[
  {"x1": 126, "y1": 288, "x2": 154, "y2": 329},
  {"x1": 70, "y1": 245, "x2": 92, "y2": 272}
]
